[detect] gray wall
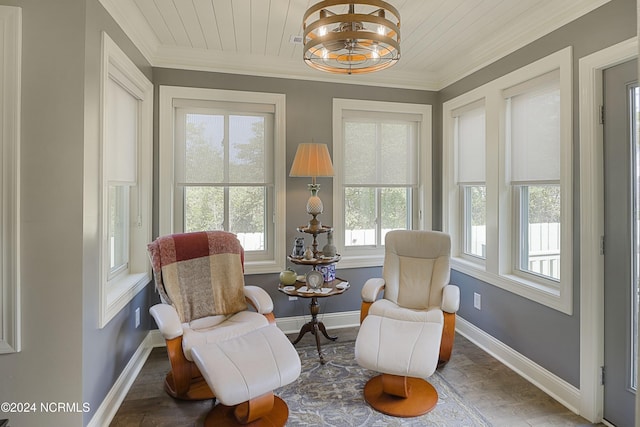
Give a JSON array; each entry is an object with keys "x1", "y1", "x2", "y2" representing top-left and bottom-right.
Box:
[
  {"x1": 82, "y1": 1, "x2": 154, "y2": 425},
  {"x1": 151, "y1": 70, "x2": 438, "y2": 318},
  {"x1": 0, "y1": 1, "x2": 155, "y2": 426},
  {"x1": 0, "y1": 0, "x2": 86, "y2": 425},
  {"x1": 439, "y1": 0, "x2": 636, "y2": 388}
]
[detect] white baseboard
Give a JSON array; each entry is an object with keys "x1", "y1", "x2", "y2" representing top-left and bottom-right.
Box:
[
  {"x1": 275, "y1": 310, "x2": 361, "y2": 334},
  {"x1": 456, "y1": 316, "x2": 581, "y2": 415},
  {"x1": 86, "y1": 332, "x2": 156, "y2": 427},
  {"x1": 147, "y1": 310, "x2": 362, "y2": 344},
  {"x1": 148, "y1": 328, "x2": 166, "y2": 347}
]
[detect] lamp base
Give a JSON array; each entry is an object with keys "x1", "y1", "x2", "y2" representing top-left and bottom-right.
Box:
[
  {"x1": 306, "y1": 214, "x2": 322, "y2": 232},
  {"x1": 305, "y1": 184, "x2": 324, "y2": 232}
]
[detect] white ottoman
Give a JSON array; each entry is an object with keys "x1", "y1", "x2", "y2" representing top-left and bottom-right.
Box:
[
  {"x1": 355, "y1": 314, "x2": 443, "y2": 417},
  {"x1": 191, "y1": 325, "x2": 301, "y2": 426}
]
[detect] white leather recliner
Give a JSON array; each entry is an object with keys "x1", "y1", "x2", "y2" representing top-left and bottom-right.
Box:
[{"x1": 355, "y1": 230, "x2": 460, "y2": 417}]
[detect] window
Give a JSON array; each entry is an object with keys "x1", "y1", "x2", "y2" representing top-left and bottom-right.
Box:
[
  {"x1": 99, "y1": 33, "x2": 153, "y2": 327},
  {"x1": 0, "y1": 6, "x2": 21, "y2": 353},
  {"x1": 454, "y1": 102, "x2": 486, "y2": 260},
  {"x1": 159, "y1": 87, "x2": 286, "y2": 274},
  {"x1": 343, "y1": 118, "x2": 416, "y2": 247},
  {"x1": 463, "y1": 185, "x2": 486, "y2": 258},
  {"x1": 174, "y1": 105, "x2": 273, "y2": 255},
  {"x1": 108, "y1": 185, "x2": 129, "y2": 277},
  {"x1": 333, "y1": 99, "x2": 431, "y2": 268},
  {"x1": 506, "y1": 71, "x2": 561, "y2": 282},
  {"x1": 443, "y1": 47, "x2": 572, "y2": 314},
  {"x1": 516, "y1": 185, "x2": 561, "y2": 280}
]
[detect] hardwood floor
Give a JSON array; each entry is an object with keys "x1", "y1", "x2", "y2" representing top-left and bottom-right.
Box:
[{"x1": 110, "y1": 327, "x2": 603, "y2": 426}]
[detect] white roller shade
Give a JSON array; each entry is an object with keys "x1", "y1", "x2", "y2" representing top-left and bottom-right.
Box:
[
  {"x1": 455, "y1": 105, "x2": 485, "y2": 184},
  {"x1": 105, "y1": 77, "x2": 138, "y2": 184},
  {"x1": 507, "y1": 72, "x2": 560, "y2": 183},
  {"x1": 343, "y1": 116, "x2": 418, "y2": 186},
  {"x1": 174, "y1": 107, "x2": 274, "y2": 185}
]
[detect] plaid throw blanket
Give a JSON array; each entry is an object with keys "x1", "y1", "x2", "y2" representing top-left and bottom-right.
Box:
[{"x1": 148, "y1": 231, "x2": 248, "y2": 323}]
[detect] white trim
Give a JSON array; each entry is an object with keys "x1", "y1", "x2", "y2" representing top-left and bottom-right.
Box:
[
  {"x1": 145, "y1": 311, "x2": 362, "y2": 344},
  {"x1": 456, "y1": 316, "x2": 581, "y2": 415},
  {"x1": 0, "y1": 5, "x2": 21, "y2": 354},
  {"x1": 275, "y1": 310, "x2": 361, "y2": 335},
  {"x1": 97, "y1": 0, "x2": 157, "y2": 65},
  {"x1": 158, "y1": 86, "x2": 287, "y2": 275},
  {"x1": 99, "y1": 32, "x2": 153, "y2": 328},
  {"x1": 86, "y1": 332, "x2": 156, "y2": 427},
  {"x1": 153, "y1": 46, "x2": 440, "y2": 91},
  {"x1": 443, "y1": 47, "x2": 573, "y2": 315},
  {"x1": 578, "y1": 36, "x2": 637, "y2": 423},
  {"x1": 147, "y1": 329, "x2": 167, "y2": 348}
]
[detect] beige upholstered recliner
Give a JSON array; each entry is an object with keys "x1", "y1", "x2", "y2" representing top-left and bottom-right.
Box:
[
  {"x1": 147, "y1": 230, "x2": 278, "y2": 401},
  {"x1": 355, "y1": 230, "x2": 459, "y2": 417}
]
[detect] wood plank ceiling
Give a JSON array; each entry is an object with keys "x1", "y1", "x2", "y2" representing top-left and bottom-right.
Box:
[{"x1": 101, "y1": 0, "x2": 610, "y2": 90}]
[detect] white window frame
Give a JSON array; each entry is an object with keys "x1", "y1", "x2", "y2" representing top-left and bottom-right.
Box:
[
  {"x1": 513, "y1": 183, "x2": 562, "y2": 284},
  {"x1": 452, "y1": 100, "x2": 487, "y2": 264},
  {"x1": 99, "y1": 32, "x2": 153, "y2": 328},
  {"x1": 461, "y1": 184, "x2": 487, "y2": 261},
  {"x1": 333, "y1": 99, "x2": 432, "y2": 269},
  {"x1": 578, "y1": 36, "x2": 637, "y2": 423},
  {"x1": 159, "y1": 86, "x2": 286, "y2": 274},
  {"x1": 0, "y1": 6, "x2": 21, "y2": 353},
  {"x1": 443, "y1": 47, "x2": 573, "y2": 314}
]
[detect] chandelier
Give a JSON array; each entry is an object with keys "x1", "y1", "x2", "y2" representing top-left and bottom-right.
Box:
[{"x1": 302, "y1": 1, "x2": 401, "y2": 75}]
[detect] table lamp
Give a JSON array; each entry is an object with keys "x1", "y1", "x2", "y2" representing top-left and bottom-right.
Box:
[{"x1": 289, "y1": 142, "x2": 334, "y2": 231}]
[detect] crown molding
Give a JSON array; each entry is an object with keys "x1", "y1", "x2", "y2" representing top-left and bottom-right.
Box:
[
  {"x1": 152, "y1": 45, "x2": 441, "y2": 91},
  {"x1": 98, "y1": 0, "x2": 158, "y2": 65}
]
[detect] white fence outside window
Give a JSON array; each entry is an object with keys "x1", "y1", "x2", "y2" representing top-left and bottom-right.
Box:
[{"x1": 470, "y1": 223, "x2": 560, "y2": 279}]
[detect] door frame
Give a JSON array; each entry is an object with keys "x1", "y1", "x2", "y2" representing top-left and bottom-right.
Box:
[{"x1": 579, "y1": 36, "x2": 637, "y2": 423}]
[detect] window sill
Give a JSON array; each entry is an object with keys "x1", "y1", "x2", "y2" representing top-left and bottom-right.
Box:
[
  {"x1": 451, "y1": 256, "x2": 571, "y2": 315},
  {"x1": 100, "y1": 271, "x2": 150, "y2": 328},
  {"x1": 335, "y1": 253, "x2": 384, "y2": 269},
  {"x1": 245, "y1": 259, "x2": 286, "y2": 275}
]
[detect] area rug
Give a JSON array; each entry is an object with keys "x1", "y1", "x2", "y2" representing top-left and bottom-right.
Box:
[{"x1": 278, "y1": 341, "x2": 492, "y2": 427}]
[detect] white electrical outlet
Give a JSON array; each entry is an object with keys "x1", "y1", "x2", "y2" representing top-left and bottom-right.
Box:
[
  {"x1": 473, "y1": 293, "x2": 481, "y2": 310},
  {"x1": 135, "y1": 307, "x2": 141, "y2": 328}
]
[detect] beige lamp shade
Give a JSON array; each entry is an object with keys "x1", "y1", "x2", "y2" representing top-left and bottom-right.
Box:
[
  {"x1": 290, "y1": 142, "x2": 334, "y2": 233},
  {"x1": 290, "y1": 143, "x2": 334, "y2": 182}
]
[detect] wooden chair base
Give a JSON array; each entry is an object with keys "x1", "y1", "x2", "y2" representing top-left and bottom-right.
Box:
[
  {"x1": 438, "y1": 312, "x2": 456, "y2": 367},
  {"x1": 363, "y1": 374, "x2": 438, "y2": 417},
  {"x1": 164, "y1": 372, "x2": 215, "y2": 401},
  {"x1": 204, "y1": 396, "x2": 289, "y2": 427}
]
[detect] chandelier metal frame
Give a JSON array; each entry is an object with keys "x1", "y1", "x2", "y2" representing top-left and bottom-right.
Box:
[{"x1": 302, "y1": 0, "x2": 401, "y2": 75}]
